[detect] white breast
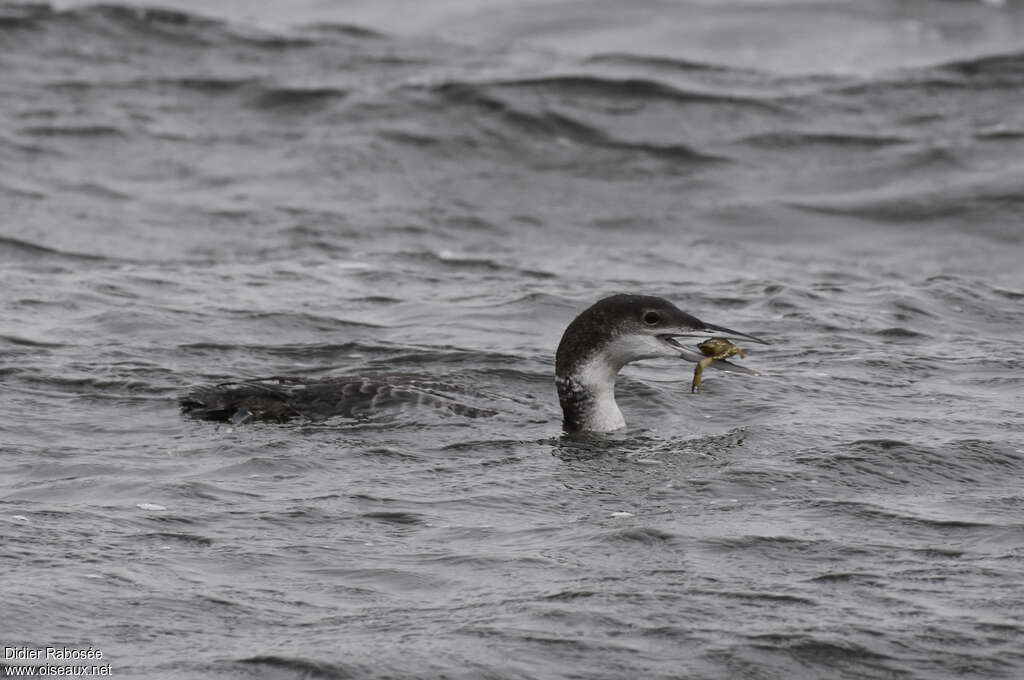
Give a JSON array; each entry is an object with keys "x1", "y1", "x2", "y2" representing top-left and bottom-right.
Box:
[{"x1": 572, "y1": 354, "x2": 626, "y2": 432}]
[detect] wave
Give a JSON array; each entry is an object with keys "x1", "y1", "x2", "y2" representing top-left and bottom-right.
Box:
[
  {"x1": 427, "y1": 81, "x2": 725, "y2": 165},
  {"x1": 585, "y1": 52, "x2": 741, "y2": 74},
  {"x1": 934, "y1": 50, "x2": 1024, "y2": 82},
  {"x1": 0, "y1": 234, "x2": 108, "y2": 261},
  {"x1": 0, "y1": 334, "x2": 66, "y2": 348},
  {"x1": 18, "y1": 124, "x2": 125, "y2": 138},
  {"x1": 299, "y1": 21, "x2": 385, "y2": 39},
  {"x1": 0, "y1": 3, "x2": 377, "y2": 49},
  {"x1": 0, "y1": 3, "x2": 223, "y2": 43},
  {"x1": 799, "y1": 437, "x2": 1024, "y2": 491},
  {"x1": 783, "y1": 166, "x2": 1024, "y2": 233},
  {"x1": 236, "y1": 656, "x2": 373, "y2": 680},
  {"x1": 734, "y1": 131, "x2": 911, "y2": 151},
  {"x1": 0, "y1": 2, "x2": 57, "y2": 29},
  {"x1": 248, "y1": 85, "x2": 349, "y2": 112},
  {"x1": 42, "y1": 75, "x2": 349, "y2": 115},
  {"x1": 826, "y1": 50, "x2": 1024, "y2": 97},
  {"x1": 11, "y1": 371, "x2": 169, "y2": 395},
  {"x1": 746, "y1": 634, "x2": 900, "y2": 668},
  {"x1": 486, "y1": 74, "x2": 784, "y2": 110}
]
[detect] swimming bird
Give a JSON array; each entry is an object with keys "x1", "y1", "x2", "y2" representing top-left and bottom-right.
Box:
[
  {"x1": 180, "y1": 293, "x2": 767, "y2": 432},
  {"x1": 554, "y1": 294, "x2": 766, "y2": 431}
]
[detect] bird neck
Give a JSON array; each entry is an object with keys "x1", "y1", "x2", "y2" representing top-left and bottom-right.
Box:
[{"x1": 556, "y1": 351, "x2": 626, "y2": 433}]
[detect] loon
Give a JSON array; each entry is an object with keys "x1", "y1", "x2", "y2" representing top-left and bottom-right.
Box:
[{"x1": 180, "y1": 293, "x2": 768, "y2": 432}]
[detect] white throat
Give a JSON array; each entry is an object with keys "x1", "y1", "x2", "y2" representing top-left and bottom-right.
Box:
[
  {"x1": 566, "y1": 353, "x2": 626, "y2": 432},
  {"x1": 557, "y1": 332, "x2": 671, "y2": 433}
]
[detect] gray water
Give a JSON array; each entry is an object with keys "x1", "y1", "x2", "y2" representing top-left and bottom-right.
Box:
[{"x1": 2, "y1": 1, "x2": 1024, "y2": 678}]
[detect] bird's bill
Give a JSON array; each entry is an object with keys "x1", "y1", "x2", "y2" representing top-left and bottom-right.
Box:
[
  {"x1": 670, "y1": 322, "x2": 770, "y2": 346},
  {"x1": 659, "y1": 321, "x2": 768, "y2": 375}
]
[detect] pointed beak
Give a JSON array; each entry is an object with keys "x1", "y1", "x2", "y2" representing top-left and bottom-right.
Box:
[
  {"x1": 659, "y1": 321, "x2": 769, "y2": 375},
  {"x1": 673, "y1": 322, "x2": 770, "y2": 346}
]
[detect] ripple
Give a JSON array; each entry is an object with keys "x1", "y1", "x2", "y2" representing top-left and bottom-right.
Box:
[
  {"x1": 601, "y1": 526, "x2": 677, "y2": 544},
  {"x1": 248, "y1": 86, "x2": 349, "y2": 113},
  {"x1": 0, "y1": 235, "x2": 108, "y2": 261},
  {"x1": 360, "y1": 510, "x2": 427, "y2": 525},
  {"x1": 18, "y1": 125, "x2": 127, "y2": 138},
  {"x1": 236, "y1": 656, "x2": 371, "y2": 680},
  {"x1": 490, "y1": 74, "x2": 782, "y2": 109},
  {"x1": 427, "y1": 81, "x2": 726, "y2": 165},
  {"x1": 735, "y1": 130, "x2": 911, "y2": 150}
]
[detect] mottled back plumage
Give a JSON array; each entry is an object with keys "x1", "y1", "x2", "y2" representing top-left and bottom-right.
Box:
[{"x1": 180, "y1": 376, "x2": 493, "y2": 424}]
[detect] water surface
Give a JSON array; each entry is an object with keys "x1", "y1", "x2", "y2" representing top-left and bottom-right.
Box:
[{"x1": 2, "y1": 2, "x2": 1023, "y2": 678}]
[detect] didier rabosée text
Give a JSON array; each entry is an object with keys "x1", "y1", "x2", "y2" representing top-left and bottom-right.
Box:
[{"x1": 4, "y1": 648, "x2": 104, "y2": 661}]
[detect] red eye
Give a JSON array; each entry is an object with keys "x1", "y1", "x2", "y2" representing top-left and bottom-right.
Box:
[{"x1": 643, "y1": 311, "x2": 661, "y2": 325}]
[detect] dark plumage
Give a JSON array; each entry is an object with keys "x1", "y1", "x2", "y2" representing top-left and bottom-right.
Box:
[
  {"x1": 181, "y1": 293, "x2": 767, "y2": 431},
  {"x1": 554, "y1": 294, "x2": 706, "y2": 379},
  {"x1": 180, "y1": 376, "x2": 492, "y2": 425}
]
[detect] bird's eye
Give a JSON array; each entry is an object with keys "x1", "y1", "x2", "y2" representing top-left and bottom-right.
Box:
[{"x1": 642, "y1": 311, "x2": 661, "y2": 326}]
